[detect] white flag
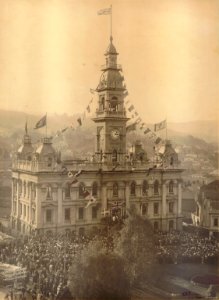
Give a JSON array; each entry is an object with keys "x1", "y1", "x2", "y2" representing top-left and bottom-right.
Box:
[{"x1": 97, "y1": 7, "x2": 111, "y2": 15}]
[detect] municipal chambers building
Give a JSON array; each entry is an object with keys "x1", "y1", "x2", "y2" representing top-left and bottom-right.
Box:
[{"x1": 10, "y1": 37, "x2": 183, "y2": 236}]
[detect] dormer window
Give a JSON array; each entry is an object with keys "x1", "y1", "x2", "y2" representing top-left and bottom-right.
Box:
[
  {"x1": 48, "y1": 157, "x2": 52, "y2": 167},
  {"x1": 101, "y1": 97, "x2": 105, "y2": 110}
]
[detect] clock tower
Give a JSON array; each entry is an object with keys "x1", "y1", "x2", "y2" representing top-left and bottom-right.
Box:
[{"x1": 93, "y1": 36, "x2": 129, "y2": 164}]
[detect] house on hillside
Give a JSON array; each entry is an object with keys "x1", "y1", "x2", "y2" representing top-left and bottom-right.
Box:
[{"x1": 192, "y1": 180, "x2": 219, "y2": 238}]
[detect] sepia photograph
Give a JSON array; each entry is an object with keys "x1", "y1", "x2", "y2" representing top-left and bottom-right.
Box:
[{"x1": 0, "y1": 0, "x2": 218, "y2": 299}]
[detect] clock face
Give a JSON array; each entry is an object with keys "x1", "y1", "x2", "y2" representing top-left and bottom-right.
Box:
[{"x1": 111, "y1": 129, "x2": 120, "y2": 140}]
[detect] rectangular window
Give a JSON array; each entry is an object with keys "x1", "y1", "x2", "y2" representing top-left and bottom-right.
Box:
[
  {"x1": 169, "y1": 202, "x2": 174, "y2": 213},
  {"x1": 213, "y1": 218, "x2": 218, "y2": 227},
  {"x1": 24, "y1": 205, "x2": 26, "y2": 217},
  {"x1": 65, "y1": 208, "x2": 71, "y2": 221},
  {"x1": 79, "y1": 207, "x2": 84, "y2": 220},
  {"x1": 92, "y1": 207, "x2": 98, "y2": 219},
  {"x1": 46, "y1": 209, "x2": 52, "y2": 223},
  {"x1": 154, "y1": 203, "x2": 159, "y2": 215}
]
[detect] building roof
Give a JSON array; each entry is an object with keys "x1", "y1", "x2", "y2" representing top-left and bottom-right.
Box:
[
  {"x1": 199, "y1": 180, "x2": 219, "y2": 203},
  {"x1": 105, "y1": 36, "x2": 118, "y2": 55},
  {"x1": 35, "y1": 137, "x2": 56, "y2": 156}
]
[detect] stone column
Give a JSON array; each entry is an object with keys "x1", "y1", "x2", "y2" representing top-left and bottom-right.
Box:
[
  {"x1": 16, "y1": 179, "x2": 20, "y2": 218},
  {"x1": 57, "y1": 186, "x2": 63, "y2": 226},
  {"x1": 29, "y1": 183, "x2": 32, "y2": 224},
  {"x1": 178, "y1": 181, "x2": 182, "y2": 216},
  {"x1": 35, "y1": 184, "x2": 41, "y2": 228},
  {"x1": 125, "y1": 181, "x2": 130, "y2": 210},
  {"x1": 162, "y1": 182, "x2": 167, "y2": 217},
  {"x1": 161, "y1": 181, "x2": 167, "y2": 231},
  {"x1": 101, "y1": 183, "x2": 107, "y2": 210}
]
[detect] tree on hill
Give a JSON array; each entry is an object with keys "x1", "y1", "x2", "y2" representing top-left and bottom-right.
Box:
[{"x1": 114, "y1": 206, "x2": 155, "y2": 285}]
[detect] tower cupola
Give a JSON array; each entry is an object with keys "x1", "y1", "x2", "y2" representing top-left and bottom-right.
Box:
[{"x1": 17, "y1": 123, "x2": 34, "y2": 161}]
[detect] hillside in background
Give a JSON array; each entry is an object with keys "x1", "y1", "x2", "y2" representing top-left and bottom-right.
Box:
[{"x1": 0, "y1": 109, "x2": 218, "y2": 162}]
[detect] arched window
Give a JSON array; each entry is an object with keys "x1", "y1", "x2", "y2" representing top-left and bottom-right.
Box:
[
  {"x1": 65, "y1": 184, "x2": 71, "y2": 198},
  {"x1": 142, "y1": 180, "x2": 149, "y2": 195},
  {"x1": 154, "y1": 180, "x2": 159, "y2": 195},
  {"x1": 46, "y1": 186, "x2": 52, "y2": 199},
  {"x1": 130, "y1": 181, "x2": 136, "y2": 196},
  {"x1": 169, "y1": 181, "x2": 174, "y2": 194},
  {"x1": 113, "y1": 182, "x2": 118, "y2": 197},
  {"x1": 170, "y1": 156, "x2": 174, "y2": 165},
  {"x1": 142, "y1": 203, "x2": 148, "y2": 215},
  {"x1": 79, "y1": 183, "x2": 85, "y2": 198},
  {"x1": 110, "y1": 96, "x2": 118, "y2": 111},
  {"x1": 112, "y1": 149, "x2": 117, "y2": 163},
  {"x1": 101, "y1": 97, "x2": 105, "y2": 110},
  {"x1": 92, "y1": 182, "x2": 98, "y2": 197}
]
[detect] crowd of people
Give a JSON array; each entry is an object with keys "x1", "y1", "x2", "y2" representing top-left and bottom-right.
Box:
[
  {"x1": 0, "y1": 228, "x2": 218, "y2": 299},
  {"x1": 155, "y1": 230, "x2": 219, "y2": 264},
  {"x1": 0, "y1": 231, "x2": 114, "y2": 300}
]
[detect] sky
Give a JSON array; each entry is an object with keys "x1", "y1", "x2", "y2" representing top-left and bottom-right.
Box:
[{"x1": 0, "y1": 0, "x2": 218, "y2": 123}]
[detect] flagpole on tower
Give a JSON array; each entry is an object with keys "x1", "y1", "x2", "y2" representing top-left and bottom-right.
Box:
[
  {"x1": 165, "y1": 118, "x2": 167, "y2": 141},
  {"x1": 46, "y1": 112, "x2": 47, "y2": 138},
  {"x1": 110, "y1": 4, "x2": 112, "y2": 37}
]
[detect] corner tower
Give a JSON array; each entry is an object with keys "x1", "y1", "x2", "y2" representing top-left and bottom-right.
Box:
[{"x1": 93, "y1": 36, "x2": 129, "y2": 164}]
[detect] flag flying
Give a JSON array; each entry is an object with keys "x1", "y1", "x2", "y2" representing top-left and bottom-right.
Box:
[
  {"x1": 128, "y1": 105, "x2": 134, "y2": 112},
  {"x1": 82, "y1": 189, "x2": 90, "y2": 199},
  {"x1": 74, "y1": 170, "x2": 83, "y2": 177},
  {"x1": 34, "y1": 114, "x2": 47, "y2": 129},
  {"x1": 126, "y1": 122, "x2": 136, "y2": 133},
  {"x1": 68, "y1": 171, "x2": 74, "y2": 178},
  {"x1": 124, "y1": 90, "x2": 129, "y2": 97},
  {"x1": 101, "y1": 209, "x2": 110, "y2": 217},
  {"x1": 97, "y1": 7, "x2": 111, "y2": 15},
  {"x1": 85, "y1": 196, "x2": 97, "y2": 209},
  {"x1": 147, "y1": 165, "x2": 157, "y2": 176},
  {"x1": 77, "y1": 117, "x2": 82, "y2": 126},
  {"x1": 61, "y1": 127, "x2": 68, "y2": 133},
  {"x1": 135, "y1": 117, "x2": 142, "y2": 124},
  {"x1": 154, "y1": 119, "x2": 166, "y2": 132},
  {"x1": 155, "y1": 137, "x2": 162, "y2": 144},
  {"x1": 90, "y1": 88, "x2": 95, "y2": 94},
  {"x1": 144, "y1": 128, "x2": 151, "y2": 135},
  {"x1": 71, "y1": 178, "x2": 78, "y2": 185},
  {"x1": 55, "y1": 130, "x2": 61, "y2": 138},
  {"x1": 148, "y1": 133, "x2": 157, "y2": 140}
]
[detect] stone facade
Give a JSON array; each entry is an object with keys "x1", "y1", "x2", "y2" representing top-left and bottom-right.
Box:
[{"x1": 10, "y1": 36, "x2": 184, "y2": 236}]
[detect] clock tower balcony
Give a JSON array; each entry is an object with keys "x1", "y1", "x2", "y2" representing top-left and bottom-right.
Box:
[
  {"x1": 95, "y1": 108, "x2": 127, "y2": 118},
  {"x1": 101, "y1": 64, "x2": 122, "y2": 71}
]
